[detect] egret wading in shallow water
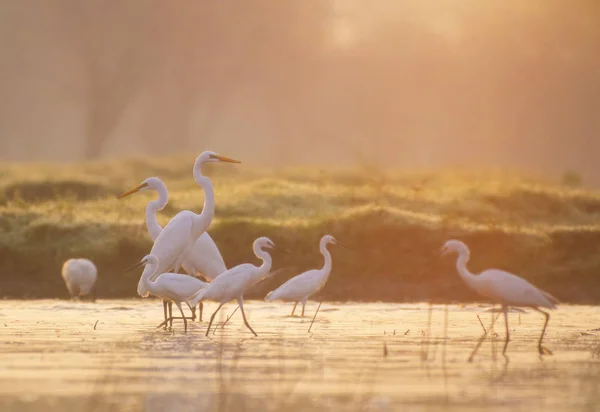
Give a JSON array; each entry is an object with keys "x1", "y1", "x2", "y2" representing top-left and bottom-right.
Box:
[
  {"x1": 128, "y1": 254, "x2": 208, "y2": 332},
  {"x1": 190, "y1": 237, "x2": 281, "y2": 337},
  {"x1": 117, "y1": 151, "x2": 240, "y2": 326},
  {"x1": 441, "y1": 239, "x2": 559, "y2": 359},
  {"x1": 117, "y1": 176, "x2": 228, "y2": 322},
  {"x1": 266, "y1": 235, "x2": 342, "y2": 317},
  {"x1": 61, "y1": 258, "x2": 98, "y2": 301}
]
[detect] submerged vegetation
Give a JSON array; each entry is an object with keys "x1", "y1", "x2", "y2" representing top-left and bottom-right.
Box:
[{"x1": 1, "y1": 155, "x2": 599, "y2": 303}]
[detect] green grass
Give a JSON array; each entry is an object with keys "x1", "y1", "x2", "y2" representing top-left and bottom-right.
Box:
[{"x1": 1, "y1": 155, "x2": 600, "y2": 303}]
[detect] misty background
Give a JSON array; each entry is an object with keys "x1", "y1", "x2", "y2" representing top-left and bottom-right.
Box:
[{"x1": 1, "y1": 1, "x2": 599, "y2": 181}]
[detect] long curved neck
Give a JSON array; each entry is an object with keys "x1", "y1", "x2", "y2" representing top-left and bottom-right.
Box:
[
  {"x1": 252, "y1": 245, "x2": 272, "y2": 283},
  {"x1": 146, "y1": 185, "x2": 168, "y2": 241},
  {"x1": 320, "y1": 240, "x2": 333, "y2": 279},
  {"x1": 456, "y1": 249, "x2": 477, "y2": 289},
  {"x1": 191, "y1": 165, "x2": 215, "y2": 239},
  {"x1": 141, "y1": 263, "x2": 159, "y2": 295}
]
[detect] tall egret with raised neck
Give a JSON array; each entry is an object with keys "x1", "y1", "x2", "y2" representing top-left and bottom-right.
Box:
[
  {"x1": 265, "y1": 235, "x2": 341, "y2": 316},
  {"x1": 441, "y1": 239, "x2": 559, "y2": 358},
  {"x1": 118, "y1": 151, "x2": 240, "y2": 323},
  {"x1": 190, "y1": 237, "x2": 279, "y2": 337},
  {"x1": 117, "y1": 175, "x2": 228, "y2": 321},
  {"x1": 128, "y1": 254, "x2": 208, "y2": 333}
]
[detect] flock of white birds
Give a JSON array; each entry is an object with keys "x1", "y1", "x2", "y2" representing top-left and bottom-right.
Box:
[{"x1": 60, "y1": 151, "x2": 559, "y2": 357}]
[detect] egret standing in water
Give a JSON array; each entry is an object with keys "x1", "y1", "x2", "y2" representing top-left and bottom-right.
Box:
[
  {"x1": 266, "y1": 235, "x2": 341, "y2": 317},
  {"x1": 117, "y1": 175, "x2": 228, "y2": 321},
  {"x1": 128, "y1": 254, "x2": 208, "y2": 332},
  {"x1": 190, "y1": 237, "x2": 280, "y2": 337},
  {"x1": 118, "y1": 151, "x2": 240, "y2": 324},
  {"x1": 441, "y1": 239, "x2": 559, "y2": 358},
  {"x1": 61, "y1": 258, "x2": 97, "y2": 301}
]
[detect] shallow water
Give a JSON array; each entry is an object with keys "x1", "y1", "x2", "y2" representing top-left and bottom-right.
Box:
[{"x1": 1, "y1": 300, "x2": 600, "y2": 411}]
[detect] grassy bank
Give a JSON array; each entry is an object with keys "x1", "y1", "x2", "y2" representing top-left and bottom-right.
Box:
[{"x1": 1, "y1": 155, "x2": 599, "y2": 303}]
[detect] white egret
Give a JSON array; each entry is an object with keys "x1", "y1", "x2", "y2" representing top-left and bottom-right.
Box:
[
  {"x1": 117, "y1": 175, "x2": 228, "y2": 321},
  {"x1": 190, "y1": 237, "x2": 279, "y2": 337},
  {"x1": 265, "y1": 235, "x2": 341, "y2": 317},
  {"x1": 118, "y1": 151, "x2": 239, "y2": 324},
  {"x1": 61, "y1": 258, "x2": 98, "y2": 300},
  {"x1": 128, "y1": 254, "x2": 208, "y2": 332},
  {"x1": 441, "y1": 239, "x2": 559, "y2": 357}
]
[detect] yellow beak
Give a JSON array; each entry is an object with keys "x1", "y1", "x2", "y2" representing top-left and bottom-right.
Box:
[
  {"x1": 212, "y1": 154, "x2": 242, "y2": 163},
  {"x1": 117, "y1": 182, "x2": 148, "y2": 199}
]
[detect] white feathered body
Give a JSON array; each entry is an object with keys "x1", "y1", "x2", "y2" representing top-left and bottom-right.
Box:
[
  {"x1": 150, "y1": 272, "x2": 208, "y2": 303},
  {"x1": 265, "y1": 268, "x2": 327, "y2": 303},
  {"x1": 138, "y1": 211, "x2": 197, "y2": 297},
  {"x1": 181, "y1": 233, "x2": 227, "y2": 281},
  {"x1": 191, "y1": 263, "x2": 264, "y2": 306},
  {"x1": 469, "y1": 268, "x2": 559, "y2": 309},
  {"x1": 61, "y1": 258, "x2": 97, "y2": 297}
]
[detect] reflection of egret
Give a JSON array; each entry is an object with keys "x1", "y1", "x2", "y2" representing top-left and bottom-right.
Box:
[
  {"x1": 61, "y1": 258, "x2": 97, "y2": 300},
  {"x1": 265, "y1": 235, "x2": 342, "y2": 317},
  {"x1": 190, "y1": 237, "x2": 280, "y2": 337},
  {"x1": 117, "y1": 151, "x2": 239, "y2": 326},
  {"x1": 442, "y1": 239, "x2": 559, "y2": 359},
  {"x1": 117, "y1": 175, "x2": 228, "y2": 322},
  {"x1": 129, "y1": 254, "x2": 207, "y2": 333}
]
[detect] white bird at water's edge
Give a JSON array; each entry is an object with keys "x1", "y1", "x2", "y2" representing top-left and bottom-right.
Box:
[
  {"x1": 117, "y1": 151, "x2": 240, "y2": 324},
  {"x1": 128, "y1": 254, "x2": 208, "y2": 333},
  {"x1": 441, "y1": 239, "x2": 559, "y2": 358},
  {"x1": 61, "y1": 258, "x2": 97, "y2": 300},
  {"x1": 117, "y1": 175, "x2": 228, "y2": 321},
  {"x1": 189, "y1": 237, "x2": 281, "y2": 337},
  {"x1": 265, "y1": 234, "x2": 342, "y2": 317}
]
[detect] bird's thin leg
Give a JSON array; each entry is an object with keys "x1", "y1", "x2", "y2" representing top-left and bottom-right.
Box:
[
  {"x1": 185, "y1": 301, "x2": 196, "y2": 321},
  {"x1": 221, "y1": 306, "x2": 239, "y2": 329},
  {"x1": 301, "y1": 301, "x2": 306, "y2": 317},
  {"x1": 162, "y1": 300, "x2": 168, "y2": 329},
  {"x1": 174, "y1": 302, "x2": 187, "y2": 333},
  {"x1": 532, "y1": 307, "x2": 553, "y2": 356},
  {"x1": 206, "y1": 302, "x2": 225, "y2": 337},
  {"x1": 502, "y1": 305, "x2": 510, "y2": 357},
  {"x1": 291, "y1": 302, "x2": 297, "y2": 316},
  {"x1": 468, "y1": 308, "x2": 500, "y2": 363},
  {"x1": 199, "y1": 302, "x2": 203, "y2": 322},
  {"x1": 168, "y1": 302, "x2": 173, "y2": 328},
  {"x1": 237, "y1": 298, "x2": 258, "y2": 337}
]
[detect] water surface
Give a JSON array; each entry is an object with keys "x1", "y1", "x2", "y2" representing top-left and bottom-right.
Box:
[{"x1": 1, "y1": 300, "x2": 599, "y2": 411}]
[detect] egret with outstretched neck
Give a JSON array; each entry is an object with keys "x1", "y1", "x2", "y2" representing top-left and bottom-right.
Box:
[
  {"x1": 128, "y1": 254, "x2": 208, "y2": 332},
  {"x1": 441, "y1": 239, "x2": 559, "y2": 358},
  {"x1": 190, "y1": 237, "x2": 279, "y2": 337},
  {"x1": 118, "y1": 151, "x2": 240, "y2": 324},
  {"x1": 265, "y1": 235, "x2": 341, "y2": 316},
  {"x1": 117, "y1": 175, "x2": 228, "y2": 321}
]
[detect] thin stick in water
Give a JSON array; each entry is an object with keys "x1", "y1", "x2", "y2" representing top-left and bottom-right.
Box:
[
  {"x1": 93, "y1": 320, "x2": 99, "y2": 330},
  {"x1": 308, "y1": 302, "x2": 322, "y2": 333}
]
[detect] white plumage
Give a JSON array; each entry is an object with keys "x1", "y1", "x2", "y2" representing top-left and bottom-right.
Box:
[
  {"x1": 119, "y1": 176, "x2": 227, "y2": 281},
  {"x1": 135, "y1": 254, "x2": 208, "y2": 332},
  {"x1": 61, "y1": 258, "x2": 97, "y2": 299},
  {"x1": 442, "y1": 239, "x2": 559, "y2": 357},
  {"x1": 190, "y1": 237, "x2": 277, "y2": 337},
  {"x1": 266, "y1": 234, "x2": 339, "y2": 317}
]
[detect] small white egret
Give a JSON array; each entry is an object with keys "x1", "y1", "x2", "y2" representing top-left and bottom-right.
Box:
[
  {"x1": 441, "y1": 239, "x2": 559, "y2": 357},
  {"x1": 265, "y1": 235, "x2": 342, "y2": 316},
  {"x1": 129, "y1": 254, "x2": 208, "y2": 332},
  {"x1": 190, "y1": 237, "x2": 279, "y2": 337},
  {"x1": 117, "y1": 175, "x2": 228, "y2": 321},
  {"x1": 61, "y1": 258, "x2": 97, "y2": 300},
  {"x1": 117, "y1": 151, "x2": 240, "y2": 324}
]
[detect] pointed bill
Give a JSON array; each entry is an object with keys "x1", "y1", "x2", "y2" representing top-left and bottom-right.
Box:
[{"x1": 117, "y1": 182, "x2": 148, "y2": 199}]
